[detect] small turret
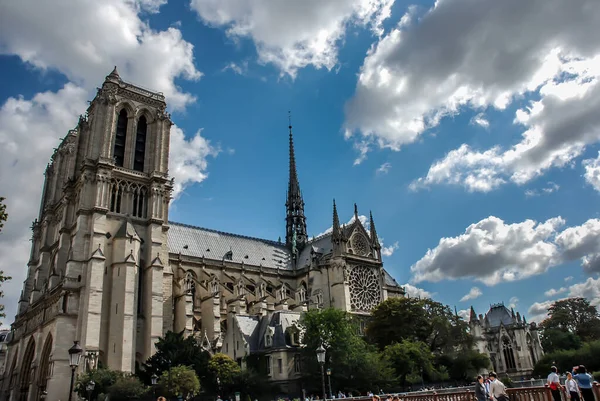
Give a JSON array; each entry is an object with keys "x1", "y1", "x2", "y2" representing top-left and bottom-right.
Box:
[
  {"x1": 332, "y1": 199, "x2": 341, "y2": 243},
  {"x1": 470, "y1": 306, "x2": 479, "y2": 323},
  {"x1": 106, "y1": 66, "x2": 121, "y2": 82},
  {"x1": 369, "y1": 210, "x2": 381, "y2": 247}
]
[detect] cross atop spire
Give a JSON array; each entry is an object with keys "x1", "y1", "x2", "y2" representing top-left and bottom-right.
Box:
[{"x1": 285, "y1": 112, "x2": 307, "y2": 253}]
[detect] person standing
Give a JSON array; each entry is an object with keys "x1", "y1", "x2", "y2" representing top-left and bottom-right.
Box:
[
  {"x1": 488, "y1": 372, "x2": 509, "y2": 401},
  {"x1": 573, "y1": 365, "x2": 595, "y2": 401},
  {"x1": 475, "y1": 375, "x2": 488, "y2": 401},
  {"x1": 548, "y1": 366, "x2": 562, "y2": 401},
  {"x1": 566, "y1": 372, "x2": 581, "y2": 401}
]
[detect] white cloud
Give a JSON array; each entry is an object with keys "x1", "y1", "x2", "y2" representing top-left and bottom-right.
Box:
[
  {"x1": 544, "y1": 287, "x2": 567, "y2": 297},
  {"x1": 411, "y1": 216, "x2": 565, "y2": 285},
  {"x1": 565, "y1": 276, "x2": 574, "y2": 282},
  {"x1": 381, "y1": 241, "x2": 398, "y2": 257},
  {"x1": 470, "y1": 113, "x2": 489, "y2": 129},
  {"x1": 460, "y1": 287, "x2": 482, "y2": 302},
  {"x1": 377, "y1": 162, "x2": 392, "y2": 174},
  {"x1": 344, "y1": 0, "x2": 600, "y2": 188},
  {"x1": 190, "y1": 0, "x2": 393, "y2": 78},
  {"x1": 457, "y1": 309, "x2": 470, "y2": 320},
  {"x1": 528, "y1": 277, "x2": 600, "y2": 323},
  {"x1": 525, "y1": 182, "x2": 560, "y2": 198},
  {"x1": 0, "y1": 0, "x2": 201, "y2": 110},
  {"x1": 169, "y1": 126, "x2": 221, "y2": 199},
  {"x1": 0, "y1": 86, "x2": 219, "y2": 323},
  {"x1": 403, "y1": 283, "x2": 433, "y2": 299},
  {"x1": 528, "y1": 300, "x2": 554, "y2": 323},
  {"x1": 555, "y1": 218, "x2": 600, "y2": 273},
  {"x1": 583, "y1": 152, "x2": 600, "y2": 192},
  {"x1": 509, "y1": 297, "x2": 519, "y2": 309}
]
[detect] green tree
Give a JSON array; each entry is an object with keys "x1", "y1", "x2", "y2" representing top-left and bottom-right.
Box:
[
  {"x1": 540, "y1": 298, "x2": 600, "y2": 342},
  {"x1": 107, "y1": 375, "x2": 149, "y2": 401},
  {"x1": 0, "y1": 197, "x2": 12, "y2": 325},
  {"x1": 383, "y1": 340, "x2": 439, "y2": 388},
  {"x1": 299, "y1": 308, "x2": 395, "y2": 394},
  {"x1": 141, "y1": 331, "x2": 210, "y2": 384},
  {"x1": 159, "y1": 365, "x2": 201, "y2": 399},
  {"x1": 540, "y1": 328, "x2": 583, "y2": 353},
  {"x1": 75, "y1": 368, "x2": 123, "y2": 400},
  {"x1": 208, "y1": 353, "x2": 241, "y2": 388}
]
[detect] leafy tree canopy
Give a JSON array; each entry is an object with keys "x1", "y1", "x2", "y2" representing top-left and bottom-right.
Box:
[
  {"x1": 208, "y1": 353, "x2": 241, "y2": 387},
  {"x1": 108, "y1": 375, "x2": 149, "y2": 401},
  {"x1": 299, "y1": 308, "x2": 395, "y2": 394},
  {"x1": 159, "y1": 365, "x2": 200, "y2": 399},
  {"x1": 75, "y1": 368, "x2": 124, "y2": 400},
  {"x1": 540, "y1": 298, "x2": 600, "y2": 342}
]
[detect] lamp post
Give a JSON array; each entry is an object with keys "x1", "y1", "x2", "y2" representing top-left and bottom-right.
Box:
[
  {"x1": 316, "y1": 344, "x2": 326, "y2": 401},
  {"x1": 86, "y1": 380, "x2": 95, "y2": 401},
  {"x1": 326, "y1": 368, "x2": 332, "y2": 399},
  {"x1": 68, "y1": 341, "x2": 83, "y2": 401}
]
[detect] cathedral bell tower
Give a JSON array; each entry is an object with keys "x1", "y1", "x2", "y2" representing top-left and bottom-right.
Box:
[{"x1": 285, "y1": 118, "x2": 308, "y2": 258}]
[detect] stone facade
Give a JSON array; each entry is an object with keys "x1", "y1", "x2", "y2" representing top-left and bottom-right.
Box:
[
  {"x1": 0, "y1": 68, "x2": 404, "y2": 401},
  {"x1": 469, "y1": 303, "x2": 544, "y2": 379}
]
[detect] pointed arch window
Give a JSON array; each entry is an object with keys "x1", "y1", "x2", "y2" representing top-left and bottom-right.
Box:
[
  {"x1": 502, "y1": 336, "x2": 516, "y2": 371},
  {"x1": 134, "y1": 116, "x2": 147, "y2": 172},
  {"x1": 114, "y1": 109, "x2": 128, "y2": 167}
]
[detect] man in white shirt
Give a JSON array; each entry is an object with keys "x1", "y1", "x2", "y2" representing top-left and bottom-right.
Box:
[
  {"x1": 547, "y1": 366, "x2": 562, "y2": 401},
  {"x1": 488, "y1": 372, "x2": 509, "y2": 401}
]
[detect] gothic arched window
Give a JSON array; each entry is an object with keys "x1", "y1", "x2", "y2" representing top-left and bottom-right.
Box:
[
  {"x1": 502, "y1": 336, "x2": 516, "y2": 371},
  {"x1": 114, "y1": 109, "x2": 128, "y2": 167},
  {"x1": 134, "y1": 116, "x2": 147, "y2": 172}
]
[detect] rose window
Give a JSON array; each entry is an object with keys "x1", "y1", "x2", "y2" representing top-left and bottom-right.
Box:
[
  {"x1": 352, "y1": 233, "x2": 369, "y2": 256},
  {"x1": 349, "y1": 266, "x2": 381, "y2": 311}
]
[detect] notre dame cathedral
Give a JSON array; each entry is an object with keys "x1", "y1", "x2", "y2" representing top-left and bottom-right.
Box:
[{"x1": 0, "y1": 68, "x2": 405, "y2": 401}]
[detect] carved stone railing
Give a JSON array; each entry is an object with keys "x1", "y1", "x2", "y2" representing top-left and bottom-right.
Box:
[{"x1": 344, "y1": 386, "x2": 556, "y2": 401}]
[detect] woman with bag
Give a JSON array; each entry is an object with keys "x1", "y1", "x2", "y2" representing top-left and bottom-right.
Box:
[{"x1": 547, "y1": 366, "x2": 562, "y2": 401}]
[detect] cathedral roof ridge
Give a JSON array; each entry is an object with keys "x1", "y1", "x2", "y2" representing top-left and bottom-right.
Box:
[{"x1": 168, "y1": 221, "x2": 286, "y2": 247}]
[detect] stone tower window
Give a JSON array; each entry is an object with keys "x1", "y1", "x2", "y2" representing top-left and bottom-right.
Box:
[
  {"x1": 114, "y1": 109, "x2": 128, "y2": 167},
  {"x1": 502, "y1": 336, "x2": 516, "y2": 371},
  {"x1": 134, "y1": 116, "x2": 147, "y2": 172}
]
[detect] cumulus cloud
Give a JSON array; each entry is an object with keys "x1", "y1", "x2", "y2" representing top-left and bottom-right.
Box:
[
  {"x1": 381, "y1": 241, "x2": 399, "y2": 257},
  {"x1": 583, "y1": 152, "x2": 600, "y2": 192},
  {"x1": 544, "y1": 287, "x2": 567, "y2": 297},
  {"x1": 169, "y1": 126, "x2": 221, "y2": 199},
  {"x1": 403, "y1": 283, "x2": 433, "y2": 299},
  {"x1": 190, "y1": 0, "x2": 393, "y2": 77},
  {"x1": 316, "y1": 213, "x2": 369, "y2": 238},
  {"x1": 528, "y1": 277, "x2": 600, "y2": 323},
  {"x1": 411, "y1": 216, "x2": 565, "y2": 285},
  {"x1": 411, "y1": 215, "x2": 600, "y2": 286},
  {"x1": 509, "y1": 297, "x2": 519, "y2": 309},
  {"x1": 0, "y1": 0, "x2": 201, "y2": 110},
  {"x1": 344, "y1": 0, "x2": 600, "y2": 185},
  {"x1": 460, "y1": 287, "x2": 482, "y2": 302},
  {"x1": 457, "y1": 309, "x2": 470, "y2": 320}
]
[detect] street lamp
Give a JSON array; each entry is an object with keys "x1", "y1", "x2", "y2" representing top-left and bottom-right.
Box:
[
  {"x1": 86, "y1": 380, "x2": 95, "y2": 401},
  {"x1": 326, "y1": 368, "x2": 333, "y2": 399},
  {"x1": 68, "y1": 341, "x2": 83, "y2": 401},
  {"x1": 316, "y1": 344, "x2": 326, "y2": 400}
]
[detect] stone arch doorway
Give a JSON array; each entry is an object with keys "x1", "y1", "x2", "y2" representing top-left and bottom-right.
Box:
[
  {"x1": 37, "y1": 334, "x2": 53, "y2": 399},
  {"x1": 18, "y1": 338, "x2": 36, "y2": 401}
]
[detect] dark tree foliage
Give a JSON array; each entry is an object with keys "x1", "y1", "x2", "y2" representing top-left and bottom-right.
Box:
[
  {"x1": 299, "y1": 308, "x2": 395, "y2": 395},
  {"x1": 540, "y1": 298, "x2": 600, "y2": 343},
  {"x1": 533, "y1": 340, "x2": 600, "y2": 377},
  {"x1": 140, "y1": 331, "x2": 210, "y2": 386}
]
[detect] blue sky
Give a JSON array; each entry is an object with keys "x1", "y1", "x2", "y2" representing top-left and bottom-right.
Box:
[{"x1": 1, "y1": 0, "x2": 600, "y2": 325}]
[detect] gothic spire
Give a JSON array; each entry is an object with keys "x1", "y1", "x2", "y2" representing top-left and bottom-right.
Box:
[
  {"x1": 354, "y1": 203, "x2": 359, "y2": 221},
  {"x1": 285, "y1": 112, "x2": 307, "y2": 252},
  {"x1": 470, "y1": 306, "x2": 478, "y2": 323},
  {"x1": 332, "y1": 199, "x2": 341, "y2": 242},
  {"x1": 369, "y1": 210, "x2": 380, "y2": 247},
  {"x1": 106, "y1": 66, "x2": 121, "y2": 81}
]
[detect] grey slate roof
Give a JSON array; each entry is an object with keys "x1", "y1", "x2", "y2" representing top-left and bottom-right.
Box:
[
  {"x1": 235, "y1": 315, "x2": 261, "y2": 352},
  {"x1": 485, "y1": 304, "x2": 515, "y2": 327},
  {"x1": 168, "y1": 222, "x2": 292, "y2": 270},
  {"x1": 383, "y1": 269, "x2": 400, "y2": 287}
]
